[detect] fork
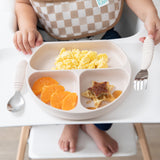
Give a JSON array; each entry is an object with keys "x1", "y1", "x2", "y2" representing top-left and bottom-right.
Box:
[{"x1": 134, "y1": 36, "x2": 154, "y2": 91}]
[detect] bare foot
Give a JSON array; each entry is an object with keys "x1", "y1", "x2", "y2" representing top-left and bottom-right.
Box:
[
  {"x1": 81, "y1": 124, "x2": 118, "y2": 157},
  {"x1": 58, "y1": 125, "x2": 80, "y2": 153}
]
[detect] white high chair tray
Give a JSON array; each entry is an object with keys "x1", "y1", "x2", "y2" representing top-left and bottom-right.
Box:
[
  {"x1": 26, "y1": 40, "x2": 131, "y2": 120},
  {"x1": 1, "y1": 38, "x2": 160, "y2": 127}
]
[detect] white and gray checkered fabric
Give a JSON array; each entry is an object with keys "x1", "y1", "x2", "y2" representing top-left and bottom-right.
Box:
[{"x1": 30, "y1": 0, "x2": 123, "y2": 40}]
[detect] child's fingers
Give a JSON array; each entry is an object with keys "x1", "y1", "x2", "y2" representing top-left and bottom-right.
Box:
[
  {"x1": 145, "y1": 21, "x2": 156, "y2": 39},
  {"x1": 139, "y1": 37, "x2": 146, "y2": 43},
  {"x1": 28, "y1": 31, "x2": 36, "y2": 48},
  {"x1": 35, "y1": 32, "x2": 43, "y2": 46},
  {"x1": 139, "y1": 35, "x2": 159, "y2": 45},
  {"x1": 154, "y1": 23, "x2": 160, "y2": 45},
  {"x1": 154, "y1": 30, "x2": 160, "y2": 45},
  {"x1": 13, "y1": 33, "x2": 21, "y2": 51},
  {"x1": 16, "y1": 32, "x2": 27, "y2": 54},
  {"x1": 23, "y1": 32, "x2": 32, "y2": 54},
  {"x1": 148, "y1": 26, "x2": 156, "y2": 39}
]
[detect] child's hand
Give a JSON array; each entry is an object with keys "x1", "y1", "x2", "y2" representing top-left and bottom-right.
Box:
[
  {"x1": 13, "y1": 29, "x2": 43, "y2": 54},
  {"x1": 140, "y1": 14, "x2": 160, "y2": 45}
]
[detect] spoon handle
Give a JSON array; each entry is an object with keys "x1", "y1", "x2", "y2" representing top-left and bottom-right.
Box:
[{"x1": 14, "y1": 60, "x2": 28, "y2": 91}]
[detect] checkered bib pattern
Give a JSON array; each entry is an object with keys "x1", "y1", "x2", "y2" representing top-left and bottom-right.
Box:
[{"x1": 30, "y1": 0, "x2": 123, "y2": 40}]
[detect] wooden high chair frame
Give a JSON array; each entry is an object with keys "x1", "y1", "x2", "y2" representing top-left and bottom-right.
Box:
[{"x1": 16, "y1": 123, "x2": 152, "y2": 160}]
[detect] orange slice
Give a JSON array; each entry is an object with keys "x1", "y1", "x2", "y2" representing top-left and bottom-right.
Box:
[
  {"x1": 112, "y1": 90, "x2": 122, "y2": 98},
  {"x1": 50, "y1": 91, "x2": 71, "y2": 109},
  {"x1": 32, "y1": 77, "x2": 58, "y2": 95},
  {"x1": 41, "y1": 84, "x2": 65, "y2": 103},
  {"x1": 62, "y1": 92, "x2": 78, "y2": 111}
]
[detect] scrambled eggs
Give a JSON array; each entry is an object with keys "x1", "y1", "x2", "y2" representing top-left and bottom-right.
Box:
[{"x1": 53, "y1": 48, "x2": 108, "y2": 70}]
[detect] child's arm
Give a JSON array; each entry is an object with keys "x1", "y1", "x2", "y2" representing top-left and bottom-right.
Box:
[
  {"x1": 13, "y1": 0, "x2": 43, "y2": 54},
  {"x1": 125, "y1": 0, "x2": 160, "y2": 45}
]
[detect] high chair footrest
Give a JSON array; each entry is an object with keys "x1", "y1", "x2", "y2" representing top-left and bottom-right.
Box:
[{"x1": 28, "y1": 124, "x2": 137, "y2": 159}]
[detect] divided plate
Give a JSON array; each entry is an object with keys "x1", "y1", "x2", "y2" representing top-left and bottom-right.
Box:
[{"x1": 26, "y1": 40, "x2": 131, "y2": 120}]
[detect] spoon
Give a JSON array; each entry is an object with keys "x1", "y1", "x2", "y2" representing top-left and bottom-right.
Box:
[{"x1": 7, "y1": 60, "x2": 28, "y2": 112}]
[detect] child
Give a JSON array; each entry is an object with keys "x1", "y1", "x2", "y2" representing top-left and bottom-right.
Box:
[{"x1": 13, "y1": 0, "x2": 160, "y2": 157}]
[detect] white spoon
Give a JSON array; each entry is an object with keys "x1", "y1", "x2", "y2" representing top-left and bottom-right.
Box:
[{"x1": 7, "y1": 60, "x2": 27, "y2": 112}]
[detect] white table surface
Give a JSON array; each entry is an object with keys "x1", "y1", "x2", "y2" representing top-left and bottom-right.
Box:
[{"x1": 1, "y1": 34, "x2": 160, "y2": 127}]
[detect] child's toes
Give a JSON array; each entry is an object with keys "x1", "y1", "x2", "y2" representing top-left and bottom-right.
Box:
[
  {"x1": 100, "y1": 146, "x2": 112, "y2": 157},
  {"x1": 58, "y1": 140, "x2": 63, "y2": 151},
  {"x1": 63, "y1": 141, "x2": 69, "y2": 151},
  {"x1": 108, "y1": 145, "x2": 117, "y2": 154},
  {"x1": 109, "y1": 142, "x2": 118, "y2": 153},
  {"x1": 69, "y1": 140, "x2": 76, "y2": 153}
]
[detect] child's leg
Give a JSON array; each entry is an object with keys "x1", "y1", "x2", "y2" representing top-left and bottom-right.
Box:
[
  {"x1": 81, "y1": 124, "x2": 118, "y2": 157},
  {"x1": 58, "y1": 125, "x2": 80, "y2": 153}
]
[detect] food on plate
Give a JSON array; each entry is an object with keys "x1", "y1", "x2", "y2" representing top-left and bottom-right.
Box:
[
  {"x1": 41, "y1": 84, "x2": 65, "y2": 103},
  {"x1": 61, "y1": 92, "x2": 78, "y2": 111},
  {"x1": 50, "y1": 91, "x2": 71, "y2": 109},
  {"x1": 32, "y1": 77, "x2": 58, "y2": 95},
  {"x1": 112, "y1": 90, "x2": 122, "y2": 98},
  {"x1": 32, "y1": 77, "x2": 77, "y2": 110},
  {"x1": 82, "y1": 81, "x2": 122, "y2": 108},
  {"x1": 53, "y1": 48, "x2": 108, "y2": 70}
]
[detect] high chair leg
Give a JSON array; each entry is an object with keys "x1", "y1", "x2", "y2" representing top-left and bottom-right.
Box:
[
  {"x1": 134, "y1": 123, "x2": 152, "y2": 160},
  {"x1": 16, "y1": 126, "x2": 31, "y2": 160}
]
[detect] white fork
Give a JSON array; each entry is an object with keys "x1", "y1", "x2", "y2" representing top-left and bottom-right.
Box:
[{"x1": 134, "y1": 36, "x2": 154, "y2": 91}]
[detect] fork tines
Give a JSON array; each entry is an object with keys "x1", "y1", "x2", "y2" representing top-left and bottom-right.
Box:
[{"x1": 134, "y1": 70, "x2": 148, "y2": 91}]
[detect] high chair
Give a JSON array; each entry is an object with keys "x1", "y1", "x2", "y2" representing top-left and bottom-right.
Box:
[{"x1": 15, "y1": 2, "x2": 156, "y2": 159}]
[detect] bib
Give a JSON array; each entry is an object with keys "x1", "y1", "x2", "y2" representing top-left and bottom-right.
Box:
[{"x1": 30, "y1": 0, "x2": 123, "y2": 40}]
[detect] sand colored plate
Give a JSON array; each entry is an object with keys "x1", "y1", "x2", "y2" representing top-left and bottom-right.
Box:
[{"x1": 26, "y1": 40, "x2": 131, "y2": 120}]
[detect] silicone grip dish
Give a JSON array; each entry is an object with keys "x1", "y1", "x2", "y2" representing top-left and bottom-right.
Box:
[{"x1": 26, "y1": 40, "x2": 131, "y2": 120}]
